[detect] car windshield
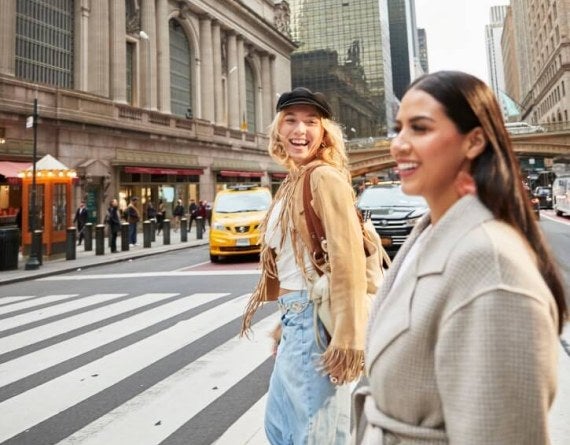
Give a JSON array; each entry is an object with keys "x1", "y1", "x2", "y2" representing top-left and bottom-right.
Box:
[
  {"x1": 358, "y1": 186, "x2": 427, "y2": 208},
  {"x1": 215, "y1": 192, "x2": 271, "y2": 213}
]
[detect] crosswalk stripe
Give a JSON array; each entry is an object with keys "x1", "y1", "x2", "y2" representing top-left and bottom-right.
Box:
[
  {"x1": 55, "y1": 314, "x2": 278, "y2": 445},
  {"x1": 39, "y1": 270, "x2": 261, "y2": 280},
  {"x1": 0, "y1": 296, "x2": 36, "y2": 306},
  {"x1": 0, "y1": 294, "x2": 125, "y2": 332},
  {"x1": 0, "y1": 294, "x2": 78, "y2": 316},
  {"x1": 0, "y1": 293, "x2": 257, "y2": 442},
  {"x1": 214, "y1": 394, "x2": 269, "y2": 445},
  {"x1": 0, "y1": 293, "x2": 229, "y2": 386}
]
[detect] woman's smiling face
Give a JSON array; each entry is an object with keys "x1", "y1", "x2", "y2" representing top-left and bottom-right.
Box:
[
  {"x1": 390, "y1": 88, "x2": 478, "y2": 221},
  {"x1": 278, "y1": 104, "x2": 325, "y2": 165}
]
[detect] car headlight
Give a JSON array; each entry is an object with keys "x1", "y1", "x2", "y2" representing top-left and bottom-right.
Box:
[
  {"x1": 405, "y1": 216, "x2": 422, "y2": 227},
  {"x1": 212, "y1": 222, "x2": 225, "y2": 230}
]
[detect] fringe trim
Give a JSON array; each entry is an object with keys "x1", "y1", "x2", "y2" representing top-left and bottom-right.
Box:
[{"x1": 320, "y1": 346, "x2": 365, "y2": 384}]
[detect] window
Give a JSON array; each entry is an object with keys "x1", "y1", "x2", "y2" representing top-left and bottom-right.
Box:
[
  {"x1": 53, "y1": 183, "x2": 66, "y2": 231},
  {"x1": 244, "y1": 62, "x2": 256, "y2": 133},
  {"x1": 126, "y1": 42, "x2": 135, "y2": 104},
  {"x1": 15, "y1": 0, "x2": 74, "y2": 88},
  {"x1": 169, "y1": 19, "x2": 193, "y2": 117}
]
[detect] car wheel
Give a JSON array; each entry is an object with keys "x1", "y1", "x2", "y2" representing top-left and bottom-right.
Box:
[
  {"x1": 556, "y1": 209, "x2": 563, "y2": 216},
  {"x1": 210, "y1": 254, "x2": 220, "y2": 263}
]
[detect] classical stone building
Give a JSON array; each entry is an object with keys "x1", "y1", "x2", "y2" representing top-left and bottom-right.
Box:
[{"x1": 0, "y1": 0, "x2": 294, "y2": 223}]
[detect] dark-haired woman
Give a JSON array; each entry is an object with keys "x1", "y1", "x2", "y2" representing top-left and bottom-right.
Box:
[{"x1": 354, "y1": 71, "x2": 567, "y2": 444}]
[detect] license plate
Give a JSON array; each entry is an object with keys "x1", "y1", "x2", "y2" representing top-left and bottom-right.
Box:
[
  {"x1": 236, "y1": 238, "x2": 250, "y2": 247},
  {"x1": 381, "y1": 237, "x2": 392, "y2": 247}
]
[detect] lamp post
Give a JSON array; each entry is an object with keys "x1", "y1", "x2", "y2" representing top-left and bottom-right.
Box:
[
  {"x1": 25, "y1": 98, "x2": 40, "y2": 270},
  {"x1": 139, "y1": 31, "x2": 151, "y2": 110}
]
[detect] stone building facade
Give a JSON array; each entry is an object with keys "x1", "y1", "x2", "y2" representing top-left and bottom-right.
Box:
[{"x1": 0, "y1": 0, "x2": 294, "y2": 223}]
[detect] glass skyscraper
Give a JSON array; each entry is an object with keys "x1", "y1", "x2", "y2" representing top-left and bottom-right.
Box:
[{"x1": 287, "y1": 0, "x2": 394, "y2": 137}]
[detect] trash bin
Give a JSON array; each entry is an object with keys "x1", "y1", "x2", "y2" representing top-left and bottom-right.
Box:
[{"x1": 0, "y1": 227, "x2": 20, "y2": 271}]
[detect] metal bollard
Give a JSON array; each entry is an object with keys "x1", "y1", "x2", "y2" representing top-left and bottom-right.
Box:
[
  {"x1": 163, "y1": 219, "x2": 171, "y2": 245},
  {"x1": 143, "y1": 220, "x2": 152, "y2": 248},
  {"x1": 121, "y1": 222, "x2": 129, "y2": 251},
  {"x1": 180, "y1": 217, "x2": 188, "y2": 242},
  {"x1": 95, "y1": 224, "x2": 105, "y2": 255},
  {"x1": 196, "y1": 217, "x2": 204, "y2": 240},
  {"x1": 25, "y1": 229, "x2": 43, "y2": 270},
  {"x1": 66, "y1": 227, "x2": 76, "y2": 260},
  {"x1": 151, "y1": 219, "x2": 156, "y2": 242},
  {"x1": 84, "y1": 223, "x2": 93, "y2": 251}
]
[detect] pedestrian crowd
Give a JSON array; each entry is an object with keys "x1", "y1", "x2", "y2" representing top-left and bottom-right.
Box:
[{"x1": 242, "y1": 78, "x2": 567, "y2": 445}]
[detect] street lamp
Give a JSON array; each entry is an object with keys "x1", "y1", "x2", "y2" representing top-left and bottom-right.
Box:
[{"x1": 139, "y1": 31, "x2": 151, "y2": 110}]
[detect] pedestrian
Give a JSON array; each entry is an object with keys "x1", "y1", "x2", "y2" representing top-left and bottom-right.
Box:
[
  {"x1": 205, "y1": 200, "x2": 212, "y2": 228},
  {"x1": 146, "y1": 201, "x2": 157, "y2": 222},
  {"x1": 353, "y1": 71, "x2": 568, "y2": 444},
  {"x1": 196, "y1": 200, "x2": 207, "y2": 234},
  {"x1": 173, "y1": 198, "x2": 185, "y2": 232},
  {"x1": 156, "y1": 199, "x2": 166, "y2": 235},
  {"x1": 188, "y1": 198, "x2": 198, "y2": 233},
  {"x1": 241, "y1": 87, "x2": 369, "y2": 444},
  {"x1": 106, "y1": 198, "x2": 121, "y2": 253},
  {"x1": 73, "y1": 200, "x2": 88, "y2": 245},
  {"x1": 126, "y1": 196, "x2": 140, "y2": 246}
]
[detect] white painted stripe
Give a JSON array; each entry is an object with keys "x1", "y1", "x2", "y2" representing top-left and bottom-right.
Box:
[
  {"x1": 56, "y1": 313, "x2": 278, "y2": 445},
  {"x1": 541, "y1": 212, "x2": 570, "y2": 225},
  {"x1": 0, "y1": 294, "x2": 125, "y2": 332},
  {"x1": 0, "y1": 293, "x2": 262, "y2": 442},
  {"x1": 0, "y1": 294, "x2": 230, "y2": 385},
  {"x1": 214, "y1": 394, "x2": 269, "y2": 445},
  {"x1": 0, "y1": 293, "x2": 176, "y2": 355},
  {"x1": 0, "y1": 296, "x2": 36, "y2": 305},
  {"x1": 39, "y1": 270, "x2": 261, "y2": 280},
  {"x1": 0, "y1": 294, "x2": 78, "y2": 316}
]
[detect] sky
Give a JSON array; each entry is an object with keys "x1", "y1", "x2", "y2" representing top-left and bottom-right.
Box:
[{"x1": 414, "y1": 0, "x2": 509, "y2": 83}]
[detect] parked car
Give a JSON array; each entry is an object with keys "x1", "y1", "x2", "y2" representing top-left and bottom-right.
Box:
[
  {"x1": 505, "y1": 121, "x2": 545, "y2": 134},
  {"x1": 524, "y1": 184, "x2": 540, "y2": 219},
  {"x1": 356, "y1": 184, "x2": 428, "y2": 258},
  {"x1": 533, "y1": 186, "x2": 553, "y2": 209},
  {"x1": 552, "y1": 174, "x2": 570, "y2": 216},
  {"x1": 209, "y1": 184, "x2": 272, "y2": 262}
]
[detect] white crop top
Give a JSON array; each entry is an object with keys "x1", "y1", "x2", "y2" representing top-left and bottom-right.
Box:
[{"x1": 265, "y1": 199, "x2": 314, "y2": 290}]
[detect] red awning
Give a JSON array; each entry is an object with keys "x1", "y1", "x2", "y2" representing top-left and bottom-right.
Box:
[
  {"x1": 219, "y1": 170, "x2": 264, "y2": 178},
  {"x1": 0, "y1": 161, "x2": 32, "y2": 178},
  {"x1": 270, "y1": 172, "x2": 288, "y2": 179},
  {"x1": 124, "y1": 166, "x2": 204, "y2": 175}
]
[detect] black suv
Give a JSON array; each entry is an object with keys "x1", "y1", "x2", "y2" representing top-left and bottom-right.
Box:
[{"x1": 357, "y1": 184, "x2": 428, "y2": 258}]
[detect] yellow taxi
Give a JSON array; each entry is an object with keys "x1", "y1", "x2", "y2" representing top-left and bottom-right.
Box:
[{"x1": 209, "y1": 184, "x2": 272, "y2": 262}]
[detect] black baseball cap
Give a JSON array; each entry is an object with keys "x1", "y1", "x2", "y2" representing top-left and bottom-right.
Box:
[{"x1": 276, "y1": 87, "x2": 333, "y2": 119}]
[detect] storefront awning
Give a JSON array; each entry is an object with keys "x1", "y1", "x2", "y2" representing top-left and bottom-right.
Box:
[
  {"x1": 219, "y1": 170, "x2": 264, "y2": 178},
  {"x1": 270, "y1": 172, "x2": 288, "y2": 179},
  {"x1": 124, "y1": 166, "x2": 204, "y2": 175},
  {"x1": 0, "y1": 161, "x2": 32, "y2": 178}
]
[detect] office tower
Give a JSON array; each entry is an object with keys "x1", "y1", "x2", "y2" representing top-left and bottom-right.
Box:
[
  {"x1": 388, "y1": 0, "x2": 423, "y2": 100},
  {"x1": 417, "y1": 28, "x2": 429, "y2": 74},
  {"x1": 485, "y1": 5, "x2": 508, "y2": 103},
  {"x1": 287, "y1": 0, "x2": 394, "y2": 137}
]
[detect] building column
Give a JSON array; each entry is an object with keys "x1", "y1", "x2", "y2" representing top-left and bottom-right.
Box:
[
  {"x1": 141, "y1": 0, "x2": 157, "y2": 110},
  {"x1": 212, "y1": 21, "x2": 224, "y2": 125},
  {"x1": 0, "y1": 0, "x2": 16, "y2": 75},
  {"x1": 199, "y1": 16, "x2": 215, "y2": 122},
  {"x1": 87, "y1": 1, "x2": 110, "y2": 97},
  {"x1": 227, "y1": 32, "x2": 239, "y2": 129},
  {"x1": 110, "y1": 0, "x2": 127, "y2": 103},
  {"x1": 237, "y1": 37, "x2": 246, "y2": 130},
  {"x1": 261, "y1": 54, "x2": 272, "y2": 129},
  {"x1": 75, "y1": 0, "x2": 90, "y2": 91},
  {"x1": 156, "y1": 0, "x2": 170, "y2": 113}
]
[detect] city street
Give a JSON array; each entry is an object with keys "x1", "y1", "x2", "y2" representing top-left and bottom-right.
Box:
[{"x1": 0, "y1": 214, "x2": 568, "y2": 445}]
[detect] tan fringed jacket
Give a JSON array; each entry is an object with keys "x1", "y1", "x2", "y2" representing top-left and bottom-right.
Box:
[{"x1": 242, "y1": 161, "x2": 369, "y2": 382}]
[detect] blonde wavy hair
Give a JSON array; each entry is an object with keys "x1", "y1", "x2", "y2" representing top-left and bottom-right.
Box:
[{"x1": 266, "y1": 111, "x2": 349, "y2": 172}]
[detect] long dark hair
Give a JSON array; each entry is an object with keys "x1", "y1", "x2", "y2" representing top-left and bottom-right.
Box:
[{"x1": 407, "y1": 70, "x2": 567, "y2": 333}]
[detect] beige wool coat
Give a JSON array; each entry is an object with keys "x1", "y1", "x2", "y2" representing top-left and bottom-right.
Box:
[{"x1": 355, "y1": 195, "x2": 559, "y2": 444}]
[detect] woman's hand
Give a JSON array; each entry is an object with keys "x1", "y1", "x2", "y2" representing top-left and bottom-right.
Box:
[{"x1": 270, "y1": 323, "x2": 282, "y2": 358}]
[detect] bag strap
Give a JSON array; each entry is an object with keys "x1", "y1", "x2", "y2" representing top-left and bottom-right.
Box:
[{"x1": 303, "y1": 167, "x2": 327, "y2": 269}]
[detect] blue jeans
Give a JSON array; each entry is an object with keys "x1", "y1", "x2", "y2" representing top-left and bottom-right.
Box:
[
  {"x1": 265, "y1": 291, "x2": 351, "y2": 445},
  {"x1": 128, "y1": 223, "x2": 137, "y2": 244}
]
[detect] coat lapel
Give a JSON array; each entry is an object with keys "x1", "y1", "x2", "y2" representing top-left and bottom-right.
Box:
[{"x1": 365, "y1": 195, "x2": 493, "y2": 372}]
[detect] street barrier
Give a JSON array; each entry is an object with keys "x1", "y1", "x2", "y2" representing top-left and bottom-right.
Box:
[
  {"x1": 163, "y1": 219, "x2": 171, "y2": 245},
  {"x1": 66, "y1": 227, "x2": 76, "y2": 261},
  {"x1": 180, "y1": 218, "x2": 188, "y2": 242},
  {"x1": 143, "y1": 220, "x2": 152, "y2": 248},
  {"x1": 84, "y1": 223, "x2": 93, "y2": 251},
  {"x1": 121, "y1": 223, "x2": 129, "y2": 251},
  {"x1": 95, "y1": 224, "x2": 105, "y2": 255}
]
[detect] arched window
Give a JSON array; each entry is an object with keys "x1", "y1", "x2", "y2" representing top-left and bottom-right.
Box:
[
  {"x1": 169, "y1": 20, "x2": 193, "y2": 117},
  {"x1": 245, "y1": 62, "x2": 256, "y2": 133},
  {"x1": 15, "y1": 0, "x2": 74, "y2": 88}
]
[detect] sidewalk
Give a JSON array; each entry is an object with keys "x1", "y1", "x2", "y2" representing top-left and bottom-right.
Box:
[{"x1": 0, "y1": 229, "x2": 209, "y2": 286}]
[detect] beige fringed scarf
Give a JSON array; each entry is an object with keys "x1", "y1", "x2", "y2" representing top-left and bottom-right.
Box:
[{"x1": 241, "y1": 161, "x2": 366, "y2": 383}]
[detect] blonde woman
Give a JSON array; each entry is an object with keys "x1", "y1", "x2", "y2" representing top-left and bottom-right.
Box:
[{"x1": 242, "y1": 88, "x2": 369, "y2": 444}]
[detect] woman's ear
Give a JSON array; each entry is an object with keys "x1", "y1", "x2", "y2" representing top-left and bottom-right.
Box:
[{"x1": 466, "y1": 127, "x2": 486, "y2": 160}]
